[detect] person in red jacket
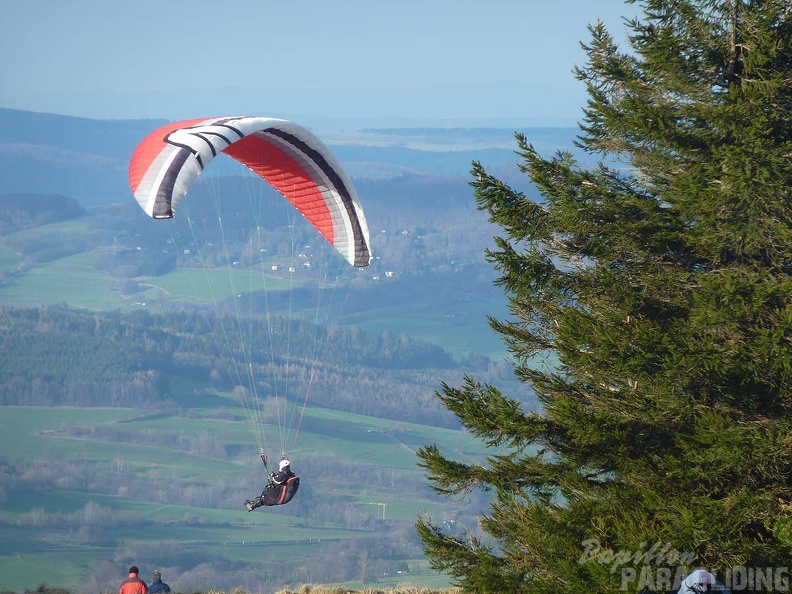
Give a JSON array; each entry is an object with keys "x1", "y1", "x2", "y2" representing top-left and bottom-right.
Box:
[{"x1": 119, "y1": 566, "x2": 147, "y2": 594}]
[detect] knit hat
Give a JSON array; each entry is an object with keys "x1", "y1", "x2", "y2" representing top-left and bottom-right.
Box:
[{"x1": 129, "y1": 566, "x2": 139, "y2": 575}]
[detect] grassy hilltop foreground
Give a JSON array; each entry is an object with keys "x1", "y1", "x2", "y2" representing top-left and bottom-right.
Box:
[{"x1": 4, "y1": 585, "x2": 461, "y2": 594}]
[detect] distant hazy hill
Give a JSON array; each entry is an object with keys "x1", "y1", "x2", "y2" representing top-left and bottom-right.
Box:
[
  {"x1": 0, "y1": 193, "x2": 84, "y2": 234},
  {"x1": 0, "y1": 108, "x2": 166, "y2": 158},
  {"x1": 0, "y1": 108, "x2": 166, "y2": 204},
  {"x1": 0, "y1": 108, "x2": 579, "y2": 207}
]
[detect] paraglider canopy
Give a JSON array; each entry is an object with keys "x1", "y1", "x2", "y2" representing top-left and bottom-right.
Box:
[
  {"x1": 128, "y1": 116, "x2": 371, "y2": 268},
  {"x1": 129, "y1": 116, "x2": 367, "y2": 509}
]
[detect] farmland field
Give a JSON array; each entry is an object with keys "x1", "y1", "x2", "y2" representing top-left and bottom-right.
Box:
[
  {"x1": 0, "y1": 246, "x2": 508, "y2": 359},
  {"x1": 0, "y1": 403, "x2": 487, "y2": 592},
  {"x1": 0, "y1": 251, "x2": 127, "y2": 309},
  {"x1": 0, "y1": 245, "x2": 21, "y2": 274}
]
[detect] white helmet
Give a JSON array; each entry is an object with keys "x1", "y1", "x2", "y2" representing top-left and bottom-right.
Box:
[{"x1": 279, "y1": 459, "x2": 290, "y2": 471}]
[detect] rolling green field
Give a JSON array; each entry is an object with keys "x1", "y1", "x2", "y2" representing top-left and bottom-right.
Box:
[
  {"x1": 0, "y1": 251, "x2": 128, "y2": 309},
  {"x1": 0, "y1": 230, "x2": 508, "y2": 358},
  {"x1": 0, "y1": 247, "x2": 300, "y2": 311},
  {"x1": 137, "y1": 266, "x2": 304, "y2": 306},
  {"x1": 0, "y1": 245, "x2": 21, "y2": 274},
  {"x1": 345, "y1": 295, "x2": 509, "y2": 359},
  {"x1": 0, "y1": 403, "x2": 487, "y2": 592}
]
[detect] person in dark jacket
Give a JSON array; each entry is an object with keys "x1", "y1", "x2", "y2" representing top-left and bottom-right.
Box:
[
  {"x1": 148, "y1": 571, "x2": 170, "y2": 594},
  {"x1": 119, "y1": 566, "x2": 147, "y2": 594},
  {"x1": 245, "y1": 458, "x2": 299, "y2": 510}
]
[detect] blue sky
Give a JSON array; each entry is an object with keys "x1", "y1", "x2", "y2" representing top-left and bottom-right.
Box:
[{"x1": 2, "y1": 0, "x2": 636, "y2": 127}]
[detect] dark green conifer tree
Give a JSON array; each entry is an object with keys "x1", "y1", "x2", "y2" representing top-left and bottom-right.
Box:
[{"x1": 416, "y1": 1, "x2": 792, "y2": 592}]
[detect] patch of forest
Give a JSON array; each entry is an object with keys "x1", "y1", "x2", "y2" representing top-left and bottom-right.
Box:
[{"x1": 0, "y1": 306, "x2": 495, "y2": 427}]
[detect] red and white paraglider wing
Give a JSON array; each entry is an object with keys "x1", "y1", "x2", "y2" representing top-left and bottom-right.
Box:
[{"x1": 128, "y1": 116, "x2": 371, "y2": 268}]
